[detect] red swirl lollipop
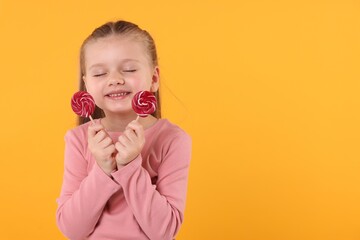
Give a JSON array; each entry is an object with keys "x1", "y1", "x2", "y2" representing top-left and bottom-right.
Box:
[
  {"x1": 71, "y1": 91, "x2": 95, "y2": 122},
  {"x1": 132, "y1": 91, "x2": 157, "y2": 118}
]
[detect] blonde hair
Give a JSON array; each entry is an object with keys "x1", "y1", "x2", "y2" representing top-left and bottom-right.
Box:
[{"x1": 78, "y1": 20, "x2": 161, "y2": 124}]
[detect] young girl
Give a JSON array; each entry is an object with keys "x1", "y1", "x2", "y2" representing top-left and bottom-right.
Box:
[{"x1": 56, "y1": 20, "x2": 192, "y2": 240}]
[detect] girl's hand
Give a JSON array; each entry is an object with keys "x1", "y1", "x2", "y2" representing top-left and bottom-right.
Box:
[
  {"x1": 115, "y1": 120, "x2": 145, "y2": 167},
  {"x1": 88, "y1": 123, "x2": 116, "y2": 175}
]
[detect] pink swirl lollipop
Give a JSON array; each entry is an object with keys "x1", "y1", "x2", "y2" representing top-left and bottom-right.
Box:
[
  {"x1": 132, "y1": 91, "x2": 157, "y2": 118},
  {"x1": 71, "y1": 91, "x2": 95, "y2": 122}
]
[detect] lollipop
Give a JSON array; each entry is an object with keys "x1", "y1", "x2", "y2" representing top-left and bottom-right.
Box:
[
  {"x1": 132, "y1": 91, "x2": 157, "y2": 119},
  {"x1": 71, "y1": 91, "x2": 95, "y2": 123}
]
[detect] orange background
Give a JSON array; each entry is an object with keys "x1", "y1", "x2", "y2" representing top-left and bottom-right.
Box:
[{"x1": 0, "y1": 0, "x2": 359, "y2": 239}]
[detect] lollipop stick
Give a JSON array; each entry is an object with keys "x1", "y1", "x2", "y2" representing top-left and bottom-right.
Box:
[
  {"x1": 89, "y1": 115, "x2": 95, "y2": 125},
  {"x1": 136, "y1": 115, "x2": 140, "y2": 121}
]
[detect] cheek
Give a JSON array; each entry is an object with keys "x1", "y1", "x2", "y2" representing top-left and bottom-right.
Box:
[
  {"x1": 133, "y1": 83, "x2": 152, "y2": 92},
  {"x1": 132, "y1": 73, "x2": 154, "y2": 90},
  {"x1": 84, "y1": 82, "x2": 95, "y2": 94},
  {"x1": 84, "y1": 81, "x2": 101, "y2": 98}
]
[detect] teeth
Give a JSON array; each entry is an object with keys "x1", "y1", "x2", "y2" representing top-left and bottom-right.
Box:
[{"x1": 109, "y1": 92, "x2": 127, "y2": 97}]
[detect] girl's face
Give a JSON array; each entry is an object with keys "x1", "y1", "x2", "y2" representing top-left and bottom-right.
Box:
[{"x1": 83, "y1": 35, "x2": 159, "y2": 116}]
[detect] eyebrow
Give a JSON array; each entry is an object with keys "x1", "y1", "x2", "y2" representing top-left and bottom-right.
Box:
[{"x1": 88, "y1": 59, "x2": 141, "y2": 70}]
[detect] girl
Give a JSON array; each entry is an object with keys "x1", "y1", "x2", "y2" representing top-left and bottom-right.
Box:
[{"x1": 56, "y1": 20, "x2": 192, "y2": 240}]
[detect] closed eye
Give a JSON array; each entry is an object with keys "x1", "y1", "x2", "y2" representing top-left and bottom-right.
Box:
[
  {"x1": 123, "y1": 69, "x2": 137, "y2": 73},
  {"x1": 93, "y1": 73, "x2": 107, "y2": 77}
]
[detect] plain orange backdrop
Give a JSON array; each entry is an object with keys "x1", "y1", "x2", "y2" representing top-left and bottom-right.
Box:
[{"x1": 0, "y1": 0, "x2": 360, "y2": 239}]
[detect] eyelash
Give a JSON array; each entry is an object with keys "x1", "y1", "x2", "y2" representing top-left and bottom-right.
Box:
[
  {"x1": 92, "y1": 69, "x2": 137, "y2": 77},
  {"x1": 93, "y1": 73, "x2": 106, "y2": 77}
]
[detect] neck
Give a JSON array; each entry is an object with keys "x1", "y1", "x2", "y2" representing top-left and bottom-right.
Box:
[{"x1": 101, "y1": 111, "x2": 158, "y2": 132}]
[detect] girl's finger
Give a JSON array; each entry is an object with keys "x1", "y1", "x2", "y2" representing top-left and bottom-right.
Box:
[
  {"x1": 126, "y1": 121, "x2": 144, "y2": 139},
  {"x1": 103, "y1": 144, "x2": 116, "y2": 156},
  {"x1": 98, "y1": 137, "x2": 113, "y2": 148},
  {"x1": 118, "y1": 134, "x2": 131, "y2": 146},
  {"x1": 123, "y1": 128, "x2": 137, "y2": 143},
  {"x1": 88, "y1": 123, "x2": 104, "y2": 138},
  {"x1": 115, "y1": 141, "x2": 126, "y2": 152},
  {"x1": 93, "y1": 130, "x2": 107, "y2": 143}
]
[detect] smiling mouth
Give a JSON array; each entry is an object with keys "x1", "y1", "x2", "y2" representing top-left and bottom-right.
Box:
[
  {"x1": 105, "y1": 91, "x2": 132, "y2": 100},
  {"x1": 107, "y1": 92, "x2": 130, "y2": 97}
]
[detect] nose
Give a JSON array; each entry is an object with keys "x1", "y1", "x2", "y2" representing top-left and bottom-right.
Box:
[{"x1": 108, "y1": 73, "x2": 125, "y2": 86}]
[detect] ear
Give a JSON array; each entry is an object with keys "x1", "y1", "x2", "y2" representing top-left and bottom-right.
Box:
[{"x1": 150, "y1": 66, "x2": 160, "y2": 92}]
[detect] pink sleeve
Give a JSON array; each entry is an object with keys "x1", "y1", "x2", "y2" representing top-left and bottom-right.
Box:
[
  {"x1": 111, "y1": 131, "x2": 192, "y2": 240},
  {"x1": 56, "y1": 130, "x2": 121, "y2": 240}
]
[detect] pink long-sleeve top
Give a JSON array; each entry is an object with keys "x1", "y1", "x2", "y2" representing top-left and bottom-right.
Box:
[{"x1": 56, "y1": 119, "x2": 192, "y2": 240}]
